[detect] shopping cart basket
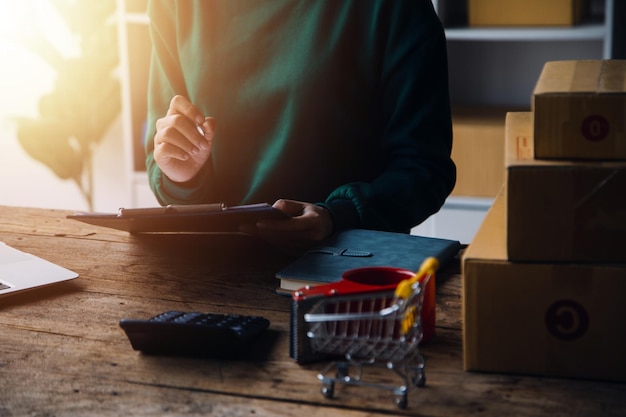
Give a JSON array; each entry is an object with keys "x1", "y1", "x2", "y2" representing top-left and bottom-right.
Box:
[{"x1": 292, "y1": 257, "x2": 438, "y2": 409}]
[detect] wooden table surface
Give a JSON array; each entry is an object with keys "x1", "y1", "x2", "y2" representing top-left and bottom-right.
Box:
[{"x1": 0, "y1": 205, "x2": 624, "y2": 416}]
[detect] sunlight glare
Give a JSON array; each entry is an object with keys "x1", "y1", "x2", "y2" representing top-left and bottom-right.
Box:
[
  {"x1": 0, "y1": 3, "x2": 33, "y2": 38},
  {"x1": 0, "y1": 0, "x2": 82, "y2": 118},
  {"x1": 0, "y1": 0, "x2": 83, "y2": 199},
  {"x1": 0, "y1": 0, "x2": 79, "y2": 59}
]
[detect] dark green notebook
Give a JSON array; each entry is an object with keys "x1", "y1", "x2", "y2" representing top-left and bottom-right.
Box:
[{"x1": 276, "y1": 228, "x2": 461, "y2": 292}]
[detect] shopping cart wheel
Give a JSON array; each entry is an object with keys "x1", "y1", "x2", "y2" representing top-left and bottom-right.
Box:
[
  {"x1": 394, "y1": 393, "x2": 408, "y2": 409},
  {"x1": 321, "y1": 380, "x2": 335, "y2": 399}
]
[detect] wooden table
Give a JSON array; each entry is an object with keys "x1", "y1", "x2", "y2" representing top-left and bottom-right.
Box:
[{"x1": 1, "y1": 205, "x2": 624, "y2": 416}]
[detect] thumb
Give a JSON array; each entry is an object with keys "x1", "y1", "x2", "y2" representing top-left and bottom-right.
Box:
[{"x1": 272, "y1": 199, "x2": 305, "y2": 216}]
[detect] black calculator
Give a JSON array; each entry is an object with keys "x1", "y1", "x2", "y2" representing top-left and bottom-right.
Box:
[{"x1": 120, "y1": 310, "x2": 270, "y2": 358}]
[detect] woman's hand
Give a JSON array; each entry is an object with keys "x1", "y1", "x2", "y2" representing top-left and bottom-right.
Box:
[
  {"x1": 153, "y1": 95, "x2": 216, "y2": 183},
  {"x1": 243, "y1": 199, "x2": 335, "y2": 253}
]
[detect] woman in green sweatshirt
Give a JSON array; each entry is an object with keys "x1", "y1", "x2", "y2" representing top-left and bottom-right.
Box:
[{"x1": 145, "y1": 1, "x2": 456, "y2": 249}]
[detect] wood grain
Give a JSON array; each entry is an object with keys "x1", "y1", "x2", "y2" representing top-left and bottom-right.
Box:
[{"x1": 0, "y1": 206, "x2": 624, "y2": 416}]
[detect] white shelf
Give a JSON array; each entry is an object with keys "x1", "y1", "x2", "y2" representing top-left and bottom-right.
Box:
[
  {"x1": 445, "y1": 23, "x2": 607, "y2": 42},
  {"x1": 439, "y1": 0, "x2": 615, "y2": 105},
  {"x1": 412, "y1": 196, "x2": 493, "y2": 244},
  {"x1": 440, "y1": 196, "x2": 494, "y2": 211}
]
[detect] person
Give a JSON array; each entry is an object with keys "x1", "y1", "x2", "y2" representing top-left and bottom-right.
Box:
[{"x1": 144, "y1": 1, "x2": 456, "y2": 251}]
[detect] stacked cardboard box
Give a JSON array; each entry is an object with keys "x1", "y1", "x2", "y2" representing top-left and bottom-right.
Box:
[
  {"x1": 533, "y1": 60, "x2": 626, "y2": 160},
  {"x1": 468, "y1": 0, "x2": 588, "y2": 27},
  {"x1": 506, "y1": 112, "x2": 626, "y2": 263},
  {"x1": 462, "y1": 60, "x2": 626, "y2": 382}
]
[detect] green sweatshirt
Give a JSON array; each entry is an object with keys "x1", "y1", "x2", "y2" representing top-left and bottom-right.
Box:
[{"x1": 145, "y1": 0, "x2": 456, "y2": 233}]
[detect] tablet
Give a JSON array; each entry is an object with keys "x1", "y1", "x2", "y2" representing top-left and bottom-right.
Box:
[{"x1": 67, "y1": 202, "x2": 290, "y2": 234}]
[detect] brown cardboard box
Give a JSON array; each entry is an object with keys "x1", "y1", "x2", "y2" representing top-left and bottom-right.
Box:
[
  {"x1": 506, "y1": 112, "x2": 626, "y2": 263},
  {"x1": 463, "y1": 189, "x2": 626, "y2": 382},
  {"x1": 533, "y1": 60, "x2": 626, "y2": 160},
  {"x1": 450, "y1": 107, "x2": 507, "y2": 198},
  {"x1": 468, "y1": 0, "x2": 587, "y2": 26}
]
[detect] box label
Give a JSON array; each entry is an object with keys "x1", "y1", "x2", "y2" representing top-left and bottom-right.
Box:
[
  {"x1": 545, "y1": 299, "x2": 590, "y2": 341},
  {"x1": 581, "y1": 114, "x2": 610, "y2": 142}
]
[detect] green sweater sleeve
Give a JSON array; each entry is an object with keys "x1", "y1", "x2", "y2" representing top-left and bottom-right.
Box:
[
  {"x1": 322, "y1": 8, "x2": 455, "y2": 232},
  {"x1": 326, "y1": 22, "x2": 456, "y2": 231}
]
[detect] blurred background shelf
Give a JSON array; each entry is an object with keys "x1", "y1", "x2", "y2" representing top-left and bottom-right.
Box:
[
  {"x1": 115, "y1": 0, "x2": 624, "y2": 243},
  {"x1": 414, "y1": 0, "x2": 625, "y2": 243}
]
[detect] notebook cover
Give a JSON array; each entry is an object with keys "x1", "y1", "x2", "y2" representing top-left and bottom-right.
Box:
[
  {"x1": 67, "y1": 203, "x2": 288, "y2": 234},
  {"x1": 276, "y1": 229, "x2": 461, "y2": 290}
]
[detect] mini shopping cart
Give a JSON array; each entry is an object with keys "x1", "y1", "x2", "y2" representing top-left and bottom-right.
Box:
[{"x1": 291, "y1": 257, "x2": 438, "y2": 409}]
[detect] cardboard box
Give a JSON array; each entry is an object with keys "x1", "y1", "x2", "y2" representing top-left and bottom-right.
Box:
[
  {"x1": 468, "y1": 0, "x2": 587, "y2": 26},
  {"x1": 533, "y1": 60, "x2": 626, "y2": 160},
  {"x1": 463, "y1": 190, "x2": 626, "y2": 382},
  {"x1": 506, "y1": 112, "x2": 626, "y2": 263},
  {"x1": 450, "y1": 107, "x2": 507, "y2": 198}
]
